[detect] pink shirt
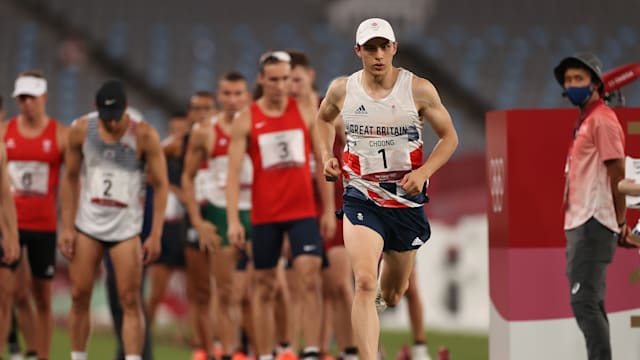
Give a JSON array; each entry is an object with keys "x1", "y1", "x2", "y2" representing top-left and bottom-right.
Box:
[{"x1": 564, "y1": 99, "x2": 625, "y2": 232}]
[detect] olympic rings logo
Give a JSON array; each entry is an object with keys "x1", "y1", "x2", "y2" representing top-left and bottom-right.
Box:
[{"x1": 489, "y1": 158, "x2": 505, "y2": 213}]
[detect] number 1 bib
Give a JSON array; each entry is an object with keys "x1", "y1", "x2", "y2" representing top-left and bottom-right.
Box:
[{"x1": 354, "y1": 135, "x2": 411, "y2": 182}]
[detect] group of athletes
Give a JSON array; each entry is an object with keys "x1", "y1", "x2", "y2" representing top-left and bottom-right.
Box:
[{"x1": 0, "y1": 18, "x2": 458, "y2": 360}]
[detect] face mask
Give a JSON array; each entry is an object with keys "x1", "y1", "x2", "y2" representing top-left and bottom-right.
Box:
[{"x1": 564, "y1": 85, "x2": 593, "y2": 106}]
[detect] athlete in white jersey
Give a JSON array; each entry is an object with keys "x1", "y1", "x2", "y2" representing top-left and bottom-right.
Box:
[
  {"x1": 58, "y1": 80, "x2": 168, "y2": 360},
  {"x1": 316, "y1": 18, "x2": 458, "y2": 360}
]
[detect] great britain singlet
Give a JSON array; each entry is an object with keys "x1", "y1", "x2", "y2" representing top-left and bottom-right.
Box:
[
  {"x1": 248, "y1": 98, "x2": 316, "y2": 224},
  {"x1": 75, "y1": 114, "x2": 146, "y2": 241},
  {"x1": 341, "y1": 68, "x2": 425, "y2": 208},
  {"x1": 207, "y1": 120, "x2": 253, "y2": 209},
  {"x1": 4, "y1": 117, "x2": 62, "y2": 231}
]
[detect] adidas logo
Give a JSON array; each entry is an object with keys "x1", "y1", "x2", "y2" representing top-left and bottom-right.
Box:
[
  {"x1": 411, "y1": 237, "x2": 424, "y2": 246},
  {"x1": 355, "y1": 104, "x2": 368, "y2": 115}
]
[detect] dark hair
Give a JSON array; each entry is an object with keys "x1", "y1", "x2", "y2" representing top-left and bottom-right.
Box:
[
  {"x1": 192, "y1": 90, "x2": 215, "y2": 99},
  {"x1": 0, "y1": 95, "x2": 3, "y2": 111},
  {"x1": 221, "y1": 71, "x2": 247, "y2": 83},
  {"x1": 18, "y1": 69, "x2": 46, "y2": 79},
  {"x1": 287, "y1": 50, "x2": 311, "y2": 69}
]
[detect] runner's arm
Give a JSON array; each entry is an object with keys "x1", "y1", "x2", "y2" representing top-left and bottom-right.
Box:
[
  {"x1": 412, "y1": 77, "x2": 458, "y2": 180},
  {"x1": 0, "y1": 144, "x2": 18, "y2": 247},
  {"x1": 142, "y1": 124, "x2": 169, "y2": 241},
  {"x1": 226, "y1": 109, "x2": 251, "y2": 225},
  {"x1": 181, "y1": 126, "x2": 208, "y2": 227},
  {"x1": 60, "y1": 119, "x2": 86, "y2": 233}
]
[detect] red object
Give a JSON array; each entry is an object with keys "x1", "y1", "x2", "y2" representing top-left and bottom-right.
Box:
[
  {"x1": 602, "y1": 63, "x2": 640, "y2": 93},
  {"x1": 486, "y1": 108, "x2": 640, "y2": 321},
  {"x1": 4, "y1": 118, "x2": 62, "y2": 231},
  {"x1": 248, "y1": 97, "x2": 317, "y2": 224},
  {"x1": 212, "y1": 122, "x2": 230, "y2": 157},
  {"x1": 438, "y1": 347, "x2": 449, "y2": 360},
  {"x1": 395, "y1": 344, "x2": 410, "y2": 360}
]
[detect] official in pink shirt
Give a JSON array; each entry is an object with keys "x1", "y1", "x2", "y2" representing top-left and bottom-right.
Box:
[{"x1": 556, "y1": 52, "x2": 632, "y2": 360}]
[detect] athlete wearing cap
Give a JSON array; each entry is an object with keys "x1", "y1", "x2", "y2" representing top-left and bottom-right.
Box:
[
  {"x1": 0, "y1": 70, "x2": 68, "y2": 360},
  {"x1": 227, "y1": 50, "x2": 336, "y2": 360},
  {"x1": 316, "y1": 18, "x2": 458, "y2": 360},
  {"x1": 556, "y1": 52, "x2": 631, "y2": 360},
  {"x1": 59, "y1": 80, "x2": 168, "y2": 360}
]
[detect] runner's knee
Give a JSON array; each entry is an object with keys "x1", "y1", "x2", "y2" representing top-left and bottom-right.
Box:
[{"x1": 354, "y1": 273, "x2": 377, "y2": 295}]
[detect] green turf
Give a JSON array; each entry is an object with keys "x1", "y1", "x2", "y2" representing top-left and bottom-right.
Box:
[
  {"x1": 380, "y1": 329, "x2": 488, "y2": 360},
  {"x1": 51, "y1": 327, "x2": 192, "y2": 359},
  {"x1": 47, "y1": 327, "x2": 488, "y2": 359}
]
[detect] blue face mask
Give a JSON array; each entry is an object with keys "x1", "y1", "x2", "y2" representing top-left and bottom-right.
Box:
[{"x1": 565, "y1": 85, "x2": 593, "y2": 106}]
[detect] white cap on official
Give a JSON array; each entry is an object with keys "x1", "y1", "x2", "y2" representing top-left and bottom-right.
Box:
[
  {"x1": 355, "y1": 18, "x2": 396, "y2": 46},
  {"x1": 12, "y1": 76, "x2": 47, "y2": 97}
]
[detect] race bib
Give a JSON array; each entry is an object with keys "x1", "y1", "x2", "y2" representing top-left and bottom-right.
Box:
[
  {"x1": 89, "y1": 168, "x2": 130, "y2": 207},
  {"x1": 258, "y1": 129, "x2": 305, "y2": 169},
  {"x1": 208, "y1": 156, "x2": 253, "y2": 188},
  {"x1": 354, "y1": 136, "x2": 411, "y2": 181},
  {"x1": 8, "y1": 161, "x2": 49, "y2": 196}
]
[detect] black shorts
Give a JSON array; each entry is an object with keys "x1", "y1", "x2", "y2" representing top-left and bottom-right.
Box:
[
  {"x1": 252, "y1": 217, "x2": 323, "y2": 270},
  {"x1": 236, "y1": 250, "x2": 250, "y2": 271},
  {"x1": 16, "y1": 230, "x2": 57, "y2": 279},
  {"x1": 342, "y1": 195, "x2": 431, "y2": 252},
  {"x1": 155, "y1": 220, "x2": 186, "y2": 268}
]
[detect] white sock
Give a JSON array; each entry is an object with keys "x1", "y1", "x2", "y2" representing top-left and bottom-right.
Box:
[
  {"x1": 71, "y1": 352, "x2": 87, "y2": 360},
  {"x1": 124, "y1": 356, "x2": 142, "y2": 360},
  {"x1": 259, "y1": 355, "x2": 275, "y2": 360},
  {"x1": 411, "y1": 344, "x2": 430, "y2": 360}
]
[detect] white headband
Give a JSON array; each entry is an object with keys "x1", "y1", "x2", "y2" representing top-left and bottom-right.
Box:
[{"x1": 12, "y1": 76, "x2": 47, "y2": 97}]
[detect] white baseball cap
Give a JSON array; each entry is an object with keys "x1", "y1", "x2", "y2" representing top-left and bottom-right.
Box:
[
  {"x1": 12, "y1": 76, "x2": 47, "y2": 97},
  {"x1": 356, "y1": 18, "x2": 396, "y2": 46}
]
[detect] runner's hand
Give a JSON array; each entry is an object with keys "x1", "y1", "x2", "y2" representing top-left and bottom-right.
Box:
[
  {"x1": 324, "y1": 157, "x2": 341, "y2": 182},
  {"x1": 1, "y1": 235, "x2": 19, "y2": 264},
  {"x1": 58, "y1": 228, "x2": 77, "y2": 260},
  {"x1": 399, "y1": 171, "x2": 427, "y2": 197},
  {"x1": 196, "y1": 220, "x2": 219, "y2": 253},
  {"x1": 619, "y1": 224, "x2": 640, "y2": 248},
  {"x1": 320, "y1": 210, "x2": 337, "y2": 242},
  {"x1": 228, "y1": 220, "x2": 246, "y2": 250},
  {"x1": 142, "y1": 234, "x2": 162, "y2": 264}
]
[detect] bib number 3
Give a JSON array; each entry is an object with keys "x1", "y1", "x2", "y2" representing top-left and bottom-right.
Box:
[{"x1": 258, "y1": 129, "x2": 305, "y2": 170}]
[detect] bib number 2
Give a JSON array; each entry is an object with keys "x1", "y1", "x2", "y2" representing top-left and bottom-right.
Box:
[{"x1": 90, "y1": 169, "x2": 129, "y2": 207}]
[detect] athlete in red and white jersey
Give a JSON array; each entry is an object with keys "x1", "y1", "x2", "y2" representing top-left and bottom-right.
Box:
[
  {"x1": 227, "y1": 50, "x2": 335, "y2": 360},
  {"x1": 341, "y1": 67, "x2": 425, "y2": 208},
  {"x1": 317, "y1": 18, "x2": 458, "y2": 360},
  {"x1": 0, "y1": 70, "x2": 68, "y2": 359},
  {"x1": 182, "y1": 72, "x2": 252, "y2": 360}
]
